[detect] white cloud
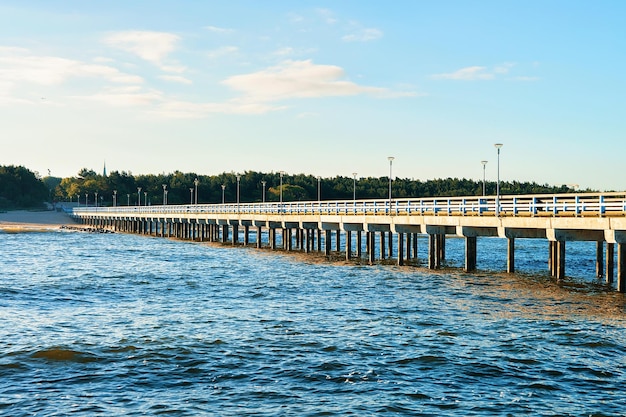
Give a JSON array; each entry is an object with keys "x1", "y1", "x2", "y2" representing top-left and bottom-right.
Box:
[
  {"x1": 431, "y1": 66, "x2": 495, "y2": 80},
  {"x1": 72, "y1": 86, "x2": 163, "y2": 107},
  {"x1": 158, "y1": 75, "x2": 192, "y2": 85},
  {"x1": 432, "y1": 63, "x2": 538, "y2": 81},
  {"x1": 342, "y1": 28, "x2": 383, "y2": 42},
  {"x1": 205, "y1": 25, "x2": 234, "y2": 34},
  {"x1": 222, "y1": 60, "x2": 412, "y2": 102},
  {"x1": 316, "y1": 8, "x2": 337, "y2": 24},
  {"x1": 207, "y1": 46, "x2": 239, "y2": 59},
  {"x1": 0, "y1": 47, "x2": 143, "y2": 91},
  {"x1": 103, "y1": 31, "x2": 180, "y2": 65}
]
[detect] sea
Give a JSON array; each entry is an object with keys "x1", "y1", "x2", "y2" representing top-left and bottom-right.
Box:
[{"x1": 1, "y1": 229, "x2": 625, "y2": 416}]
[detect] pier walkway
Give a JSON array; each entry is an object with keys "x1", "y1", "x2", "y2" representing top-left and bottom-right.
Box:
[{"x1": 71, "y1": 192, "x2": 626, "y2": 292}]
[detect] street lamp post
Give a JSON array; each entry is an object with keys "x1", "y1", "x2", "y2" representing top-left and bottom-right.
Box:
[
  {"x1": 94, "y1": 191, "x2": 98, "y2": 208},
  {"x1": 494, "y1": 143, "x2": 503, "y2": 216},
  {"x1": 317, "y1": 176, "x2": 321, "y2": 202},
  {"x1": 261, "y1": 181, "x2": 266, "y2": 203},
  {"x1": 194, "y1": 178, "x2": 199, "y2": 204},
  {"x1": 236, "y1": 174, "x2": 241, "y2": 211},
  {"x1": 481, "y1": 160, "x2": 488, "y2": 196},
  {"x1": 221, "y1": 184, "x2": 225, "y2": 204},
  {"x1": 352, "y1": 172, "x2": 357, "y2": 201},
  {"x1": 144, "y1": 192, "x2": 147, "y2": 206},
  {"x1": 137, "y1": 187, "x2": 141, "y2": 206},
  {"x1": 85, "y1": 193, "x2": 88, "y2": 206},
  {"x1": 113, "y1": 190, "x2": 117, "y2": 207},
  {"x1": 162, "y1": 184, "x2": 167, "y2": 205},
  {"x1": 127, "y1": 194, "x2": 130, "y2": 206},
  {"x1": 189, "y1": 188, "x2": 194, "y2": 205},
  {"x1": 279, "y1": 171, "x2": 284, "y2": 205},
  {"x1": 387, "y1": 156, "x2": 394, "y2": 205}
]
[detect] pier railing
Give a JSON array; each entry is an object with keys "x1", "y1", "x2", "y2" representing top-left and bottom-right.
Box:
[{"x1": 72, "y1": 192, "x2": 626, "y2": 217}]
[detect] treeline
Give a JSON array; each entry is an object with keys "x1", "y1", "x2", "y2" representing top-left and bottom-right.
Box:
[
  {"x1": 0, "y1": 165, "x2": 50, "y2": 209},
  {"x1": 51, "y1": 168, "x2": 583, "y2": 206}
]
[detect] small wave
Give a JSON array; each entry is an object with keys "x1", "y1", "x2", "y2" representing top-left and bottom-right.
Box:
[{"x1": 32, "y1": 347, "x2": 97, "y2": 363}]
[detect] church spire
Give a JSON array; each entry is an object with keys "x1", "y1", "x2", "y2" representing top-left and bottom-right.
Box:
[{"x1": 103, "y1": 160, "x2": 107, "y2": 177}]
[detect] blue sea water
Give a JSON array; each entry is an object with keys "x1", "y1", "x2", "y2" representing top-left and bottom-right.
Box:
[{"x1": 1, "y1": 230, "x2": 625, "y2": 416}]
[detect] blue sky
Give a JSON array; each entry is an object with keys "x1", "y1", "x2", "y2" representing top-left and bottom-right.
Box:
[{"x1": 0, "y1": 1, "x2": 624, "y2": 191}]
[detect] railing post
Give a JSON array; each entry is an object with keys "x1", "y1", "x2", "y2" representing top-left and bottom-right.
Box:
[{"x1": 599, "y1": 195, "x2": 606, "y2": 216}]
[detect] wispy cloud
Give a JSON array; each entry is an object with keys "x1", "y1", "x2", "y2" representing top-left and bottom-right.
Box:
[
  {"x1": 158, "y1": 75, "x2": 192, "y2": 85},
  {"x1": 207, "y1": 46, "x2": 239, "y2": 59},
  {"x1": 342, "y1": 28, "x2": 383, "y2": 42},
  {"x1": 205, "y1": 25, "x2": 234, "y2": 34},
  {"x1": 222, "y1": 59, "x2": 411, "y2": 102},
  {"x1": 102, "y1": 31, "x2": 181, "y2": 69},
  {"x1": 431, "y1": 66, "x2": 495, "y2": 80},
  {"x1": 72, "y1": 86, "x2": 163, "y2": 107},
  {"x1": 431, "y1": 63, "x2": 538, "y2": 81},
  {"x1": 0, "y1": 46, "x2": 142, "y2": 91}
]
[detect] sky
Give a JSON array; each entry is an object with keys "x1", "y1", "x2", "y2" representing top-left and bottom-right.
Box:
[{"x1": 0, "y1": 1, "x2": 624, "y2": 191}]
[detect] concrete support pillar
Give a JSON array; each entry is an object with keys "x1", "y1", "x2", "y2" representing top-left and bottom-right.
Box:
[
  {"x1": 256, "y1": 226, "x2": 262, "y2": 248},
  {"x1": 286, "y1": 229, "x2": 293, "y2": 251},
  {"x1": 405, "y1": 233, "x2": 411, "y2": 261},
  {"x1": 606, "y1": 243, "x2": 615, "y2": 284},
  {"x1": 397, "y1": 233, "x2": 404, "y2": 266},
  {"x1": 368, "y1": 232, "x2": 376, "y2": 265},
  {"x1": 548, "y1": 241, "x2": 555, "y2": 277},
  {"x1": 556, "y1": 240, "x2": 566, "y2": 280},
  {"x1": 413, "y1": 233, "x2": 419, "y2": 261},
  {"x1": 221, "y1": 225, "x2": 228, "y2": 243},
  {"x1": 617, "y1": 243, "x2": 625, "y2": 293},
  {"x1": 356, "y1": 231, "x2": 362, "y2": 258},
  {"x1": 465, "y1": 236, "x2": 477, "y2": 272},
  {"x1": 380, "y1": 232, "x2": 386, "y2": 260},
  {"x1": 596, "y1": 241, "x2": 604, "y2": 278},
  {"x1": 346, "y1": 231, "x2": 352, "y2": 261},
  {"x1": 428, "y1": 234, "x2": 437, "y2": 269},
  {"x1": 243, "y1": 226, "x2": 249, "y2": 246},
  {"x1": 438, "y1": 234, "x2": 446, "y2": 262},
  {"x1": 325, "y1": 230, "x2": 332, "y2": 256},
  {"x1": 232, "y1": 225, "x2": 239, "y2": 245},
  {"x1": 507, "y1": 238, "x2": 515, "y2": 273},
  {"x1": 335, "y1": 230, "x2": 341, "y2": 253},
  {"x1": 270, "y1": 228, "x2": 276, "y2": 250}
]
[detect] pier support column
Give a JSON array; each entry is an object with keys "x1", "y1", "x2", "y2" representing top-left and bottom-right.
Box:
[
  {"x1": 397, "y1": 233, "x2": 404, "y2": 266},
  {"x1": 256, "y1": 226, "x2": 262, "y2": 248},
  {"x1": 388, "y1": 232, "x2": 394, "y2": 260},
  {"x1": 413, "y1": 234, "x2": 419, "y2": 262},
  {"x1": 405, "y1": 233, "x2": 411, "y2": 262},
  {"x1": 232, "y1": 225, "x2": 239, "y2": 245},
  {"x1": 428, "y1": 234, "x2": 439, "y2": 269},
  {"x1": 556, "y1": 241, "x2": 566, "y2": 280},
  {"x1": 244, "y1": 226, "x2": 249, "y2": 246},
  {"x1": 465, "y1": 236, "x2": 477, "y2": 272},
  {"x1": 345, "y1": 231, "x2": 352, "y2": 261},
  {"x1": 596, "y1": 241, "x2": 604, "y2": 278},
  {"x1": 606, "y1": 243, "x2": 615, "y2": 284},
  {"x1": 324, "y1": 230, "x2": 331, "y2": 256},
  {"x1": 617, "y1": 243, "x2": 625, "y2": 293},
  {"x1": 438, "y1": 234, "x2": 446, "y2": 263},
  {"x1": 221, "y1": 225, "x2": 228, "y2": 243},
  {"x1": 507, "y1": 238, "x2": 515, "y2": 273},
  {"x1": 380, "y1": 232, "x2": 386, "y2": 260},
  {"x1": 335, "y1": 231, "x2": 341, "y2": 253},
  {"x1": 356, "y1": 231, "x2": 362, "y2": 259},
  {"x1": 368, "y1": 232, "x2": 376, "y2": 265}
]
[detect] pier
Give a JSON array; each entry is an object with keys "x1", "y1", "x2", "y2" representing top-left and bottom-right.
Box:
[{"x1": 71, "y1": 192, "x2": 626, "y2": 292}]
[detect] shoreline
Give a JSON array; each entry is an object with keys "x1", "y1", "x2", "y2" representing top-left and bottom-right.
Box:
[{"x1": 0, "y1": 210, "x2": 77, "y2": 232}]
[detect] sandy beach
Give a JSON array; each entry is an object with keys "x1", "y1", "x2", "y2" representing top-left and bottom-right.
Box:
[{"x1": 0, "y1": 210, "x2": 77, "y2": 232}]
